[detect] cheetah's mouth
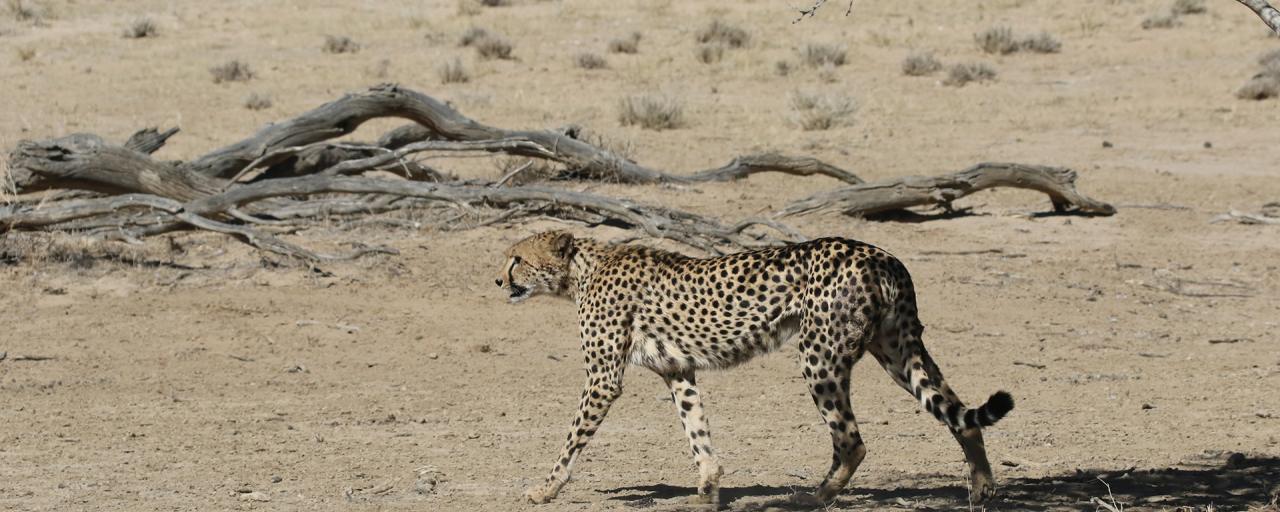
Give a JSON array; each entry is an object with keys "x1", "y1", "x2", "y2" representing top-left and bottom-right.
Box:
[{"x1": 507, "y1": 283, "x2": 532, "y2": 304}]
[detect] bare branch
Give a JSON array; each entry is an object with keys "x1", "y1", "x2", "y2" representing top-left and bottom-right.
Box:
[{"x1": 1238, "y1": 0, "x2": 1280, "y2": 34}]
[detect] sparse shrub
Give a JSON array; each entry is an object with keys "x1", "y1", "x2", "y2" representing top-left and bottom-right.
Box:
[
  {"x1": 1258, "y1": 48, "x2": 1280, "y2": 70},
  {"x1": 816, "y1": 63, "x2": 839, "y2": 83},
  {"x1": 901, "y1": 52, "x2": 941, "y2": 76},
  {"x1": 696, "y1": 19, "x2": 749, "y2": 48},
  {"x1": 1019, "y1": 32, "x2": 1061, "y2": 53},
  {"x1": 943, "y1": 62, "x2": 997, "y2": 87},
  {"x1": 619, "y1": 94, "x2": 684, "y2": 130},
  {"x1": 493, "y1": 156, "x2": 558, "y2": 186},
  {"x1": 1236, "y1": 75, "x2": 1280, "y2": 100},
  {"x1": 607, "y1": 31, "x2": 641, "y2": 54},
  {"x1": 775, "y1": 60, "x2": 794, "y2": 76},
  {"x1": 323, "y1": 35, "x2": 360, "y2": 54},
  {"x1": 244, "y1": 93, "x2": 272, "y2": 111},
  {"x1": 459, "y1": 27, "x2": 490, "y2": 47},
  {"x1": 475, "y1": 35, "x2": 513, "y2": 59},
  {"x1": 575, "y1": 52, "x2": 607, "y2": 69},
  {"x1": 1171, "y1": 0, "x2": 1206, "y2": 15},
  {"x1": 210, "y1": 60, "x2": 254, "y2": 83},
  {"x1": 799, "y1": 43, "x2": 847, "y2": 67},
  {"x1": 7, "y1": 0, "x2": 47, "y2": 23},
  {"x1": 456, "y1": 0, "x2": 482, "y2": 16},
  {"x1": 695, "y1": 43, "x2": 724, "y2": 64},
  {"x1": 1142, "y1": 12, "x2": 1181, "y2": 29},
  {"x1": 16, "y1": 45, "x2": 35, "y2": 61},
  {"x1": 123, "y1": 17, "x2": 157, "y2": 38},
  {"x1": 975, "y1": 26, "x2": 1018, "y2": 55},
  {"x1": 438, "y1": 57, "x2": 470, "y2": 83},
  {"x1": 789, "y1": 91, "x2": 856, "y2": 131}
]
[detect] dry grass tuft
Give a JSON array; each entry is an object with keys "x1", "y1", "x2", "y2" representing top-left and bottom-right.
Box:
[
  {"x1": 456, "y1": 0, "x2": 483, "y2": 16},
  {"x1": 16, "y1": 45, "x2": 36, "y2": 62},
  {"x1": 574, "y1": 52, "x2": 607, "y2": 70},
  {"x1": 438, "y1": 57, "x2": 470, "y2": 83},
  {"x1": 244, "y1": 93, "x2": 272, "y2": 111},
  {"x1": 323, "y1": 35, "x2": 360, "y2": 54},
  {"x1": 901, "y1": 52, "x2": 942, "y2": 76},
  {"x1": 1142, "y1": 12, "x2": 1181, "y2": 29},
  {"x1": 123, "y1": 17, "x2": 157, "y2": 38},
  {"x1": 607, "y1": 31, "x2": 641, "y2": 54},
  {"x1": 493, "y1": 156, "x2": 559, "y2": 186},
  {"x1": 799, "y1": 43, "x2": 847, "y2": 67},
  {"x1": 1171, "y1": 0, "x2": 1206, "y2": 15},
  {"x1": 696, "y1": 19, "x2": 749, "y2": 48},
  {"x1": 619, "y1": 94, "x2": 684, "y2": 131},
  {"x1": 1237, "y1": 50, "x2": 1280, "y2": 100},
  {"x1": 789, "y1": 91, "x2": 856, "y2": 131},
  {"x1": 1019, "y1": 32, "x2": 1061, "y2": 53},
  {"x1": 695, "y1": 43, "x2": 725, "y2": 64},
  {"x1": 775, "y1": 60, "x2": 794, "y2": 76},
  {"x1": 7, "y1": 0, "x2": 48, "y2": 23},
  {"x1": 459, "y1": 27, "x2": 491, "y2": 47},
  {"x1": 943, "y1": 62, "x2": 997, "y2": 87},
  {"x1": 0, "y1": 232, "x2": 164, "y2": 269},
  {"x1": 210, "y1": 60, "x2": 254, "y2": 83},
  {"x1": 473, "y1": 33, "x2": 514, "y2": 60},
  {"x1": 976, "y1": 26, "x2": 1019, "y2": 55},
  {"x1": 1258, "y1": 48, "x2": 1280, "y2": 69}
]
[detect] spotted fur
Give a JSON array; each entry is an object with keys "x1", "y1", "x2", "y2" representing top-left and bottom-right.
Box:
[{"x1": 496, "y1": 231, "x2": 1014, "y2": 506}]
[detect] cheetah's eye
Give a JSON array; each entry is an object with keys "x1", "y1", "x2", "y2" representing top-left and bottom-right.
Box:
[{"x1": 512, "y1": 256, "x2": 522, "y2": 264}]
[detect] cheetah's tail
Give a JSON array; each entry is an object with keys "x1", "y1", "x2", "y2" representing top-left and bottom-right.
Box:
[{"x1": 962, "y1": 391, "x2": 1015, "y2": 430}]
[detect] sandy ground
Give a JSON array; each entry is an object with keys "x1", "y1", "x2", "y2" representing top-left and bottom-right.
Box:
[{"x1": 2, "y1": 0, "x2": 1280, "y2": 510}]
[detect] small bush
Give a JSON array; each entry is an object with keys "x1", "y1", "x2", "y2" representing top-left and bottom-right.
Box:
[
  {"x1": 575, "y1": 52, "x2": 607, "y2": 70},
  {"x1": 1258, "y1": 48, "x2": 1280, "y2": 70},
  {"x1": 123, "y1": 17, "x2": 157, "y2": 38},
  {"x1": 607, "y1": 31, "x2": 641, "y2": 54},
  {"x1": 975, "y1": 26, "x2": 1018, "y2": 55},
  {"x1": 472, "y1": 33, "x2": 514, "y2": 60},
  {"x1": 16, "y1": 45, "x2": 35, "y2": 62},
  {"x1": 1237, "y1": 75, "x2": 1280, "y2": 100},
  {"x1": 695, "y1": 43, "x2": 725, "y2": 64},
  {"x1": 789, "y1": 91, "x2": 856, "y2": 131},
  {"x1": 696, "y1": 19, "x2": 749, "y2": 48},
  {"x1": 459, "y1": 27, "x2": 490, "y2": 47},
  {"x1": 799, "y1": 43, "x2": 847, "y2": 67},
  {"x1": 901, "y1": 52, "x2": 941, "y2": 76},
  {"x1": 942, "y1": 62, "x2": 997, "y2": 87},
  {"x1": 210, "y1": 60, "x2": 254, "y2": 83},
  {"x1": 1171, "y1": 0, "x2": 1206, "y2": 15},
  {"x1": 244, "y1": 93, "x2": 272, "y2": 111},
  {"x1": 1019, "y1": 32, "x2": 1061, "y2": 53},
  {"x1": 1142, "y1": 12, "x2": 1181, "y2": 29},
  {"x1": 323, "y1": 35, "x2": 360, "y2": 54},
  {"x1": 7, "y1": 0, "x2": 46, "y2": 22},
  {"x1": 438, "y1": 57, "x2": 470, "y2": 83},
  {"x1": 775, "y1": 60, "x2": 794, "y2": 76},
  {"x1": 619, "y1": 94, "x2": 684, "y2": 131}
]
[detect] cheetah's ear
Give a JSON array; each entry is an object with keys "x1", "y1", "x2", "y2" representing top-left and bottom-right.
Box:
[{"x1": 550, "y1": 231, "x2": 574, "y2": 259}]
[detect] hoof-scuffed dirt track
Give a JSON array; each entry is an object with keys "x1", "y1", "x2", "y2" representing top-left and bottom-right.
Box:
[{"x1": 2, "y1": 1, "x2": 1279, "y2": 510}]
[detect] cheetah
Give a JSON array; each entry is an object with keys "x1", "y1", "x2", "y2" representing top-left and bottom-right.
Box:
[{"x1": 495, "y1": 231, "x2": 1014, "y2": 506}]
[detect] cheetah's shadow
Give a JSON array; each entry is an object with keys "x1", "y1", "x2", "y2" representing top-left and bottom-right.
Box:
[{"x1": 599, "y1": 454, "x2": 1280, "y2": 511}]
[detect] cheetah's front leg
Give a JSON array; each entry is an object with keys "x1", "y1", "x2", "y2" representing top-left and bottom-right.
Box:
[
  {"x1": 525, "y1": 363, "x2": 625, "y2": 504},
  {"x1": 663, "y1": 371, "x2": 723, "y2": 506}
]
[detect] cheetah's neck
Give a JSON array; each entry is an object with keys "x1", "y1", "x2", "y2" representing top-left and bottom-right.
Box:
[{"x1": 566, "y1": 238, "x2": 611, "y2": 301}]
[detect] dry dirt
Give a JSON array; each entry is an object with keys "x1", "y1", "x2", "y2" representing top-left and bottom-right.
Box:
[{"x1": 2, "y1": 0, "x2": 1280, "y2": 510}]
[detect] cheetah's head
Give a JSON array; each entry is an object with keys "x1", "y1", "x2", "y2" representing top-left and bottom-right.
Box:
[{"x1": 496, "y1": 231, "x2": 575, "y2": 304}]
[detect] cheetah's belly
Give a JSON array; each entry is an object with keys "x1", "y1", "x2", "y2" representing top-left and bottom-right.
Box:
[{"x1": 627, "y1": 312, "x2": 801, "y2": 373}]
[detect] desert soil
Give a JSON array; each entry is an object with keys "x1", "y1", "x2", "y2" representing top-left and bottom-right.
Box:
[{"x1": 2, "y1": 0, "x2": 1279, "y2": 510}]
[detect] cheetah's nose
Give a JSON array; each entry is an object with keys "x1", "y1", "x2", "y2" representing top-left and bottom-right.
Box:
[{"x1": 495, "y1": 278, "x2": 504, "y2": 287}]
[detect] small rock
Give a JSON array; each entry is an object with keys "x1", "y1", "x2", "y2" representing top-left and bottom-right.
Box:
[
  {"x1": 466, "y1": 432, "x2": 480, "y2": 440},
  {"x1": 1226, "y1": 452, "x2": 1247, "y2": 468},
  {"x1": 271, "y1": 475, "x2": 282, "y2": 484},
  {"x1": 239, "y1": 491, "x2": 271, "y2": 502},
  {"x1": 1101, "y1": 140, "x2": 1113, "y2": 148},
  {"x1": 428, "y1": 353, "x2": 439, "y2": 360},
  {"x1": 1141, "y1": 403, "x2": 1155, "y2": 410},
  {"x1": 1203, "y1": 141, "x2": 1212, "y2": 148}
]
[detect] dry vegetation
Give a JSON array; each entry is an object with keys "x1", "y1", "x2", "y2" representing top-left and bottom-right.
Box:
[
  {"x1": 696, "y1": 19, "x2": 749, "y2": 48},
  {"x1": 1237, "y1": 49, "x2": 1280, "y2": 99},
  {"x1": 123, "y1": 17, "x2": 157, "y2": 39},
  {"x1": 943, "y1": 62, "x2": 998, "y2": 86},
  {"x1": 976, "y1": 26, "x2": 1061, "y2": 54},
  {"x1": 574, "y1": 52, "x2": 607, "y2": 70},
  {"x1": 695, "y1": 43, "x2": 725, "y2": 64},
  {"x1": 607, "y1": 31, "x2": 641, "y2": 54},
  {"x1": 618, "y1": 94, "x2": 684, "y2": 130},
  {"x1": 209, "y1": 59, "x2": 254, "y2": 83},
  {"x1": 243, "y1": 92, "x2": 272, "y2": 111},
  {"x1": 438, "y1": 57, "x2": 470, "y2": 83},
  {"x1": 901, "y1": 52, "x2": 942, "y2": 76},
  {"x1": 799, "y1": 42, "x2": 847, "y2": 67},
  {"x1": 323, "y1": 35, "x2": 360, "y2": 54},
  {"x1": 789, "y1": 90, "x2": 856, "y2": 130}
]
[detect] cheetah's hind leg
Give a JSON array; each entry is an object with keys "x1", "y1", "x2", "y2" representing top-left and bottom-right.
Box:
[{"x1": 662, "y1": 370, "x2": 723, "y2": 507}]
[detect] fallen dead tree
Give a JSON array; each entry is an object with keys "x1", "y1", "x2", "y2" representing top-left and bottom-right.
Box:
[
  {"x1": 4, "y1": 84, "x2": 1113, "y2": 262},
  {"x1": 777, "y1": 162, "x2": 1115, "y2": 218}
]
